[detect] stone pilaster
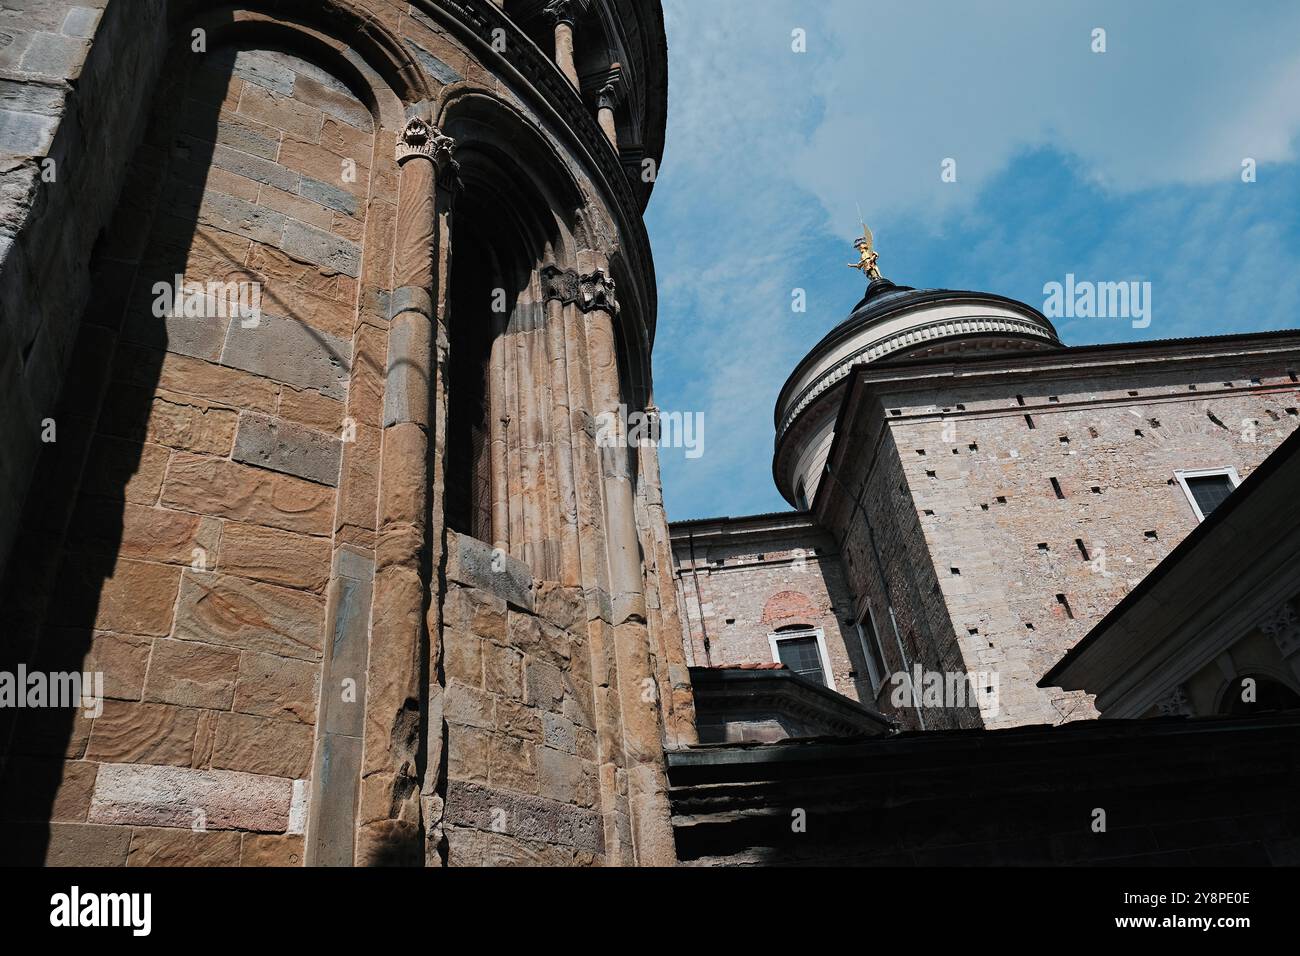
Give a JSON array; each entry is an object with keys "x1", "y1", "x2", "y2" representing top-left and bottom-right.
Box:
[{"x1": 577, "y1": 250, "x2": 675, "y2": 865}]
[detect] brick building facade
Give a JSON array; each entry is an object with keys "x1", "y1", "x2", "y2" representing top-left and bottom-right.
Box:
[{"x1": 673, "y1": 273, "x2": 1300, "y2": 734}]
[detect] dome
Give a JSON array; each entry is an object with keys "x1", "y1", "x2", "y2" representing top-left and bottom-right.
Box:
[{"x1": 772, "y1": 270, "x2": 1063, "y2": 509}]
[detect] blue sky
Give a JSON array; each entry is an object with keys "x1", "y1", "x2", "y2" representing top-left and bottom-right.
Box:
[{"x1": 644, "y1": 0, "x2": 1300, "y2": 521}]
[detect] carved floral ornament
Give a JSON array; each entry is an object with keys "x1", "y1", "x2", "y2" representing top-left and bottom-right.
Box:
[
  {"x1": 1154, "y1": 685, "x2": 1192, "y2": 716},
  {"x1": 1259, "y1": 599, "x2": 1300, "y2": 658},
  {"x1": 396, "y1": 117, "x2": 456, "y2": 171}
]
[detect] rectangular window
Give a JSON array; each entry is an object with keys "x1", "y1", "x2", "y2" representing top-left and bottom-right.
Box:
[
  {"x1": 769, "y1": 630, "x2": 834, "y2": 690},
  {"x1": 856, "y1": 607, "x2": 888, "y2": 694},
  {"x1": 1175, "y1": 468, "x2": 1241, "y2": 521}
]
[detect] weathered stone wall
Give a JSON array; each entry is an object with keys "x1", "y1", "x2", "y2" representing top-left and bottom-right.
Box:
[
  {"x1": 0, "y1": 0, "x2": 166, "y2": 589},
  {"x1": 0, "y1": 23, "x2": 388, "y2": 865},
  {"x1": 440, "y1": 534, "x2": 606, "y2": 864},
  {"x1": 0, "y1": 0, "x2": 680, "y2": 868},
  {"x1": 835, "y1": 349, "x2": 1300, "y2": 731}
]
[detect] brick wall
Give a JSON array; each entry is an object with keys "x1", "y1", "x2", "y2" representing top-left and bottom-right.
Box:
[
  {"x1": 831, "y1": 349, "x2": 1300, "y2": 730},
  {"x1": 670, "y1": 516, "x2": 878, "y2": 707}
]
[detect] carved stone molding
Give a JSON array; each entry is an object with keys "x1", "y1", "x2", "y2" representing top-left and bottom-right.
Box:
[
  {"x1": 776, "y1": 314, "x2": 1058, "y2": 441},
  {"x1": 1154, "y1": 685, "x2": 1192, "y2": 717},
  {"x1": 396, "y1": 116, "x2": 457, "y2": 171},
  {"x1": 1260, "y1": 600, "x2": 1300, "y2": 658},
  {"x1": 540, "y1": 265, "x2": 579, "y2": 305},
  {"x1": 579, "y1": 268, "x2": 617, "y2": 314}
]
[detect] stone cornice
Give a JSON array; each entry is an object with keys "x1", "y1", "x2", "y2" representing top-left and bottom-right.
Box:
[{"x1": 776, "y1": 315, "x2": 1057, "y2": 443}]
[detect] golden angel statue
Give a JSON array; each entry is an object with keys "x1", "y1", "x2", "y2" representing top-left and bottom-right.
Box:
[{"x1": 847, "y1": 221, "x2": 882, "y2": 281}]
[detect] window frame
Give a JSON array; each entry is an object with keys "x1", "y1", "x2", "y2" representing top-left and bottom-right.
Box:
[
  {"x1": 768, "y1": 627, "x2": 836, "y2": 691},
  {"x1": 1174, "y1": 467, "x2": 1241, "y2": 521},
  {"x1": 854, "y1": 604, "x2": 888, "y2": 695}
]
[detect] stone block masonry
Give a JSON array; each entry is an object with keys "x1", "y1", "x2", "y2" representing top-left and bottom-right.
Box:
[{"x1": 0, "y1": 21, "x2": 379, "y2": 865}]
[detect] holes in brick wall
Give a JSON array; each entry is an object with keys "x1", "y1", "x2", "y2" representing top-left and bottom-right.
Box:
[
  {"x1": 1127, "y1": 390, "x2": 1139, "y2": 397},
  {"x1": 1024, "y1": 414, "x2": 1036, "y2": 429},
  {"x1": 1058, "y1": 435, "x2": 1069, "y2": 445},
  {"x1": 1250, "y1": 376, "x2": 1261, "y2": 385},
  {"x1": 890, "y1": 409, "x2": 902, "y2": 416},
  {"x1": 1148, "y1": 418, "x2": 1161, "y2": 428},
  {"x1": 1049, "y1": 395, "x2": 1060, "y2": 403},
  {"x1": 1134, "y1": 428, "x2": 1144, "y2": 437},
  {"x1": 1075, "y1": 538, "x2": 1090, "y2": 560},
  {"x1": 1144, "y1": 530, "x2": 1158, "y2": 540},
  {"x1": 1091, "y1": 486, "x2": 1102, "y2": 494},
  {"x1": 1025, "y1": 621, "x2": 1035, "y2": 630},
  {"x1": 950, "y1": 567, "x2": 961, "y2": 576},
  {"x1": 1037, "y1": 542, "x2": 1049, "y2": 552},
  {"x1": 1188, "y1": 384, "x2": 1198, "y2": 391},
  {"x1": 725, "y1": 617, "x2": 735, "y2": 625},
  {"x1": 922, "y1": 509, "x2": 934, "y2": 516},
  {"x1": 996, "y1": 495, "x2": 1007, "y2": 504},
  {"x1": 980, "y1": 503, "x2": 990, "y2": 511},
  {"x1": 1287, "y1": 408, "x2": 1298, "y2": 417},
  {"x1": 967, "y1": 627, "x2": 979, "y2": 635},
  {"x1": 968, "y1": 442, "x2": 978, "y2": 452},
  {"x1": 952, "y1": 447, "x2": 960, "y2": 455},
  {"x1": 1056, "y1": 593, "x2": 1074, "y2": 619},
  {"x1": 956, "y1": 403, "x2": 966, "y2": 411},
  {"x1": 1050, "y1": 477, "x2": 1065, "y2": 499},
  {"x1": 926, "y1": 470, "x2": 937, "y2": 480},
  {"x1": 916, "y1": 449, "x2": 927, "y2": 456},
  {"x1": 1222, "y1": 381, "x2": 1233, "y2": 388}
]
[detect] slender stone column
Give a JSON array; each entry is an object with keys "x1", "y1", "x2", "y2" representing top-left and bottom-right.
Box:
[
  {"x1": 596, "y1": 81, "x2": 619, "y2": 151},
  {"x1": 577, "y1": 251, "x2": 676, "y2": 865},
  {"x1": 545, "y1": 0, "x2": 579, "y2": 89},
  {"x1": 357, "y1": 116, "x2": 455, "y2": 866}
]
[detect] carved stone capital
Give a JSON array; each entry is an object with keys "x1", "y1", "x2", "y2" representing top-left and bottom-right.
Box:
[
  {"x1": 543, "y1": 0, "x2": 577, "y2": 26},
  {"x1": 396, "y1": 117, "x2": 456, "y2": 171},
  {"x1": 579, "y1": 268, "x2": 617, "y2": 314},
  {"x1": 1260, "y1": 599, "x2": 1300, "y2": 658},
  {"x1": 540, "y1": 265, "x2": 579, "y2": 305}
]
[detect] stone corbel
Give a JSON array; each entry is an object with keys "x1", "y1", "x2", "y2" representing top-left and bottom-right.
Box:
[
  {"x1": 579, "y1": 268, "x2": 617, "y2": 314},
  {"x1": 1259, "y1": 599, "x2": 1300, "y2": 658}
]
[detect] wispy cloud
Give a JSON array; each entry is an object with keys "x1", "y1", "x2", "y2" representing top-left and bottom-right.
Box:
[{"x1": 647, "y1": 0, "x2": 1300, "y2": 520}]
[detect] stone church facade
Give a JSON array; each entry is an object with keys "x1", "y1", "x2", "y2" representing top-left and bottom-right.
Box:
[
  {"x1": 0, "y1": 0, "x2": 693, "y2": 866},
  {"x1": 2, "y1": 0, "x2": 1298, "y2": 869}
]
